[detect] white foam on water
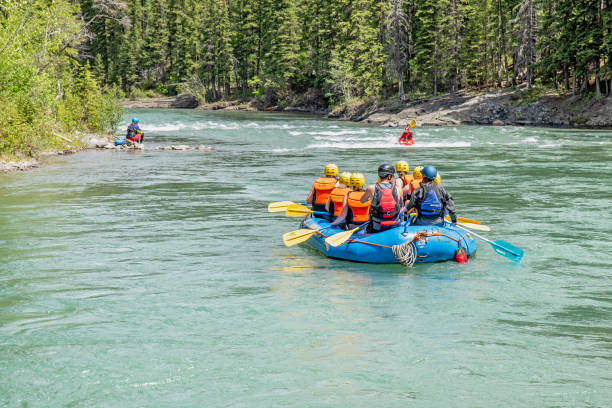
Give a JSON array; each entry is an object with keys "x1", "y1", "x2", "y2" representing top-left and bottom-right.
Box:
[
  {"x1": 307, "y1": 141, "x2": 472, "y2": 149},
  {"x1": 146, "y1": 123, "x2": 186, "y2": 132},
  {"x1": 524, "y1": 136, "x2": 539, "y2": 143},
  {"x1": 289, "y1": 129, "x2": 368, "y2": 136},
  {"x1": 313, "y1": 135, "x2": 388, "y2": 141}
]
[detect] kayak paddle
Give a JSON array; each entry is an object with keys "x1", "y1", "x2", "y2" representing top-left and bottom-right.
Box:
[
  {"x1": 268, "y1": 201, "x2": 297, "y2": 213},
  {"x1": 455, "y1": 225, "x2": 523, "y2": 262},
  {"x1": 409, "y1": 119, "x2": 416, "y2": 128}
]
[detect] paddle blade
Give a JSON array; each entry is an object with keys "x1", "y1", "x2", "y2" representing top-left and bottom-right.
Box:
[
  {"x1": 490, "y1": 240, "x2": 524, "y2": 262},
  {"x1": 457, "y1": 221, "x2": 491, "y2": 232},
  {"x1": 324, "y1": 227, "x2": 360, "y2": 247},
  {"x1": 409, "y1": 119, "x2": 416, "y2": 128},
  {"x1": 285, "y1": 203, "x2": 314, "y2": 217},
  {"x1": 268, "y1": 201, "x2": 296, "y2": 213},
  {"x1": 446, "y1": 215, "x2": 482, "y2": 225},
  {"x1": 457, "y1": 216, "x2": 481, "y2": 225},
  {"x1": 283, "y1": 229, "x2": 317, "y2": 247}
]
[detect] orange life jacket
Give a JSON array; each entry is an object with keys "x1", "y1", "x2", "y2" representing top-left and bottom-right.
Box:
[
  {"x1": 410, "y1": 179, "x2": 422, "y2": 194},
  {"x1": 347, "y1": 191, "x2": 371, "y2": 223},
  {"x1": 313, "y1": 177, "x2": 337, "y2": 206},
  {"x1": 329, "y1": 187, "x2": 351, "y2": 216},
  {"x1": 401, "y1": 174, "x2": 414, "y2": 187}
]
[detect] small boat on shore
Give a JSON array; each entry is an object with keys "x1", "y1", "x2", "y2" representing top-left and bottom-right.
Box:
[{"x1": 299, "y1": 214, "x2": 477, "y2": 264}]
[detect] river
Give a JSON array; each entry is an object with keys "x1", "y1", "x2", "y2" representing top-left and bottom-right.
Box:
[{"x1": 1, "y1": 109, "x2": 611, "y2": 407}]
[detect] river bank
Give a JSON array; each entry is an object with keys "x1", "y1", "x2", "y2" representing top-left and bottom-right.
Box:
[
  {"x1": 0, "y1": 133, "x2": 113, "y2": 173},
  {"x1": 121, "y1": 90, "x2": 612, "y2": 129}
]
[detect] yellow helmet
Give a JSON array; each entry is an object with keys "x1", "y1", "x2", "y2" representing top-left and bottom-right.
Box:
[
  {"x1": 324, "y1": 163, "x2": 339, "y2": 177},
  {"x1": 350, "y1": 173, "x2": 365, "y2": 188},
  {"x1": 435, "y1": 172, "x2": 441, "y2": 185},
  {"x1": 395, "y1": 160, "x2": 409, "y2": 173},
  {"x1": 413, "y1": 166, "x2": 424, "y2": 180},
  {"x1": 339, "y1": 171, "x2": 352, "y2": 186}
]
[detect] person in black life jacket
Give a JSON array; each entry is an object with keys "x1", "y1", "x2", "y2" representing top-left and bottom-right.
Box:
[
  {"x1": 404, "y1": 165, "x2": 457, "y2": 226},
  {"x1": 126, "y1": 118, "x2": 144, "y2": 143},
  {"x1": 331, "y1": 173, "x2": 371, "y2": 230},
  {"x1": 306, "y1": 163, "x2": 339, "y2": 213},
  {"x1": 360, "y1": 164, "x2": 403, "y2": 233}
]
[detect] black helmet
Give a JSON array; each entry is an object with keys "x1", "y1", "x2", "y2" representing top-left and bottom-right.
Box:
[
  {"x1": 378, "y1": 163, "x2": 395, "y2": 178},
  {"x1": 422, "y1": 165, "x2": 437, "y2": 180}
]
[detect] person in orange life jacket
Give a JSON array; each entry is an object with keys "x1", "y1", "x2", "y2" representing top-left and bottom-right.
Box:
[
  {"x1": 331, "y1": 173, "x2": 371, "y2": 229},
  {"x1": 394, "y1": 160, "x2": 414, "y2": 200},
  {"x1": 126, "y1": 118, "x2": 144, "y2": 143},
  {"x1": 408, "y1": 165, "x2": 424, "y2": 196},
  {"x1": 398, "y1": 125, "x2": 413, "y2": 143},
  {"x1": 360, "y1": 164, "x2": 403, "y2": 233},
  {"x1": 325, "y1": 171, "x2": 352, "y2": 218},
  {"x1": 404, "y1": 165, "x2": 456, "y2": 226},
  {"x1": 306, "y1": 163, "x2": 339, "y2": 213}
]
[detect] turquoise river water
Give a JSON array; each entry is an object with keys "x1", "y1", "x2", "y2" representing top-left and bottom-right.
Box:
[{"x1": 1, "y1": 109, "x2": 611, "y2": 407}]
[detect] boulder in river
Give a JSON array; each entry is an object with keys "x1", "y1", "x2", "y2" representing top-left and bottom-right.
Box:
[{"x1": 492, "y1": 119, "x2": 505, "y2": 126}]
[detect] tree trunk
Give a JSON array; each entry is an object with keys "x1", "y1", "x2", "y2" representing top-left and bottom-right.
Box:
[
  {"x1": 563, "y1": 62, "x2": 569, "y2": 90},
  {"x1": 595, "y1": 59, "x2": 601, "y2": 97}
]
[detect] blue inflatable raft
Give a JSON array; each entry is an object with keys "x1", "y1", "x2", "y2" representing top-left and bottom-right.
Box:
[{"x1": 299, "y1": 215, "x2": 477, "y2": 264}]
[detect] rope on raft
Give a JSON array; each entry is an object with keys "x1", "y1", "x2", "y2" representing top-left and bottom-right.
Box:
[
  {"x1": 392, "y1": 231, "x2": 427, "y2": 267},
  {"x1": 392, "y1": 240, "x2": 418, "y2": 266}
]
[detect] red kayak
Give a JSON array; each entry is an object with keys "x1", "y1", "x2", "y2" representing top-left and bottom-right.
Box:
[{"x1": 399, "y1": 138, "x2": 414, "y2": 146}]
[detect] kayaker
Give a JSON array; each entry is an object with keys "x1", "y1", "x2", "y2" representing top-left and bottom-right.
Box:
[
  {"x1": 326, "y1": 172, "x2": 352, "y2": 218},
  {"x1": 360, "y1": 164, "x2": 403, "y2": 233},
  {"x1": 404, "y1": 165, "x2": 457, "y2": 226},
  {"x1": 331, "y1": 173, "x2": 371, "y2": 229},
  {"x1": 126, "y1": 118, "x2": 144, "y2": 143},
  {"x1": 306, "y1": 163, "x2": 339, "y2": 213},
  {"x1": 398, "y1": 125, "x2": 413, "y2": 144},
  {"x1": 394, "y1": 160, "x2": 414, "y2": 200}
]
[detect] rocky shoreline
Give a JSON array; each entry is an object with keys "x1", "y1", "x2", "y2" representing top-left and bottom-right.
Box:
[{"x1": 121, "y1": 90, "x2": 612, "y2": 129}]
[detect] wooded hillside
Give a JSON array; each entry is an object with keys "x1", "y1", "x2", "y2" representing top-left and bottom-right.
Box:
[{"x1": 81, "y1": 0, "x2": 612, "y2": 105}]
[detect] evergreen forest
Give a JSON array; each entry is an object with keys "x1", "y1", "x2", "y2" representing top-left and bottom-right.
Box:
[
  {"x1": 81, "y1": 0, "x2": 611, "y2": 105},
  {"x1": 1, "y1": 0, "x2": 611, "y2": 157}
]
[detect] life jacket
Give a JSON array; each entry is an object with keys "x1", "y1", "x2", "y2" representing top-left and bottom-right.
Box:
[
  {"x1": 419, "y1": 184, "x2": 443, "y2": 216},
  {"x1": 312, "y1": 177, "x2": 337, "y2": 211},
  {"x1": 127, "y1": 134, "x2": 142, "y2": 142},
  {"x1": 370, "y1": 183, "x2": 401, "y2": 228},
  {"x1": 400, "y1": 174, "x2": 413, "y2": 188},
  {"x1": 410, "y1": 178, "x2": 421, "y2": 194},
  {"x1": 329, "y1": 187, "x2": 351, "y2": 216},
  {"x1": 347, "y1": 191, "x2": 371, "y2": 223}
]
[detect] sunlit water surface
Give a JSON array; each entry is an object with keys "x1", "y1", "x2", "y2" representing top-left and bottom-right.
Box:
[{"x1": 1, "y1": 109, "x2": 611, "y2": 407}]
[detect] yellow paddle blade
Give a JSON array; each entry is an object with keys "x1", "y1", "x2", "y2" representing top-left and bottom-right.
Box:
[
  {"x1": 283, "y1": 228, "x2": 318, "y2": 247},
  {"x1": 457, "y1": 221, "x2": 490, "y2": 232},
  {"x1": 285, "y1": 203, "x2": 314, "y2": 217},
  {"x1": 268, "y1": 201, "x2": 296, "y2": 213},
  {"x1": 445, "y1": 215, "x2": 482, "y2": 225},
  {"x1": 324, "y1": 227, "x2": 360, "y2": 247},
  {"x1": 409, "y1": 119, "x2": 416, "y2": 128}
]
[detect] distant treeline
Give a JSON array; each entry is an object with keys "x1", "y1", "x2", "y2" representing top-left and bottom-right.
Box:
[
  {"x1": 81, "y1": 0, "x2": 612, "y2": 105},
  {"x1": 0, "y1": 0, "x2": 122, "y2": 158}
]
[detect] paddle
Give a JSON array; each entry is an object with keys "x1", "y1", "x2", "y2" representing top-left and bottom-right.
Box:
[
  {"x1": 285, "y1": 203, "x2": 330, "y2": 218},
  {"x1": 268, "y1": 201, "x2": 297, "y2": 213},
  {"x1": 454, "y1": 225, "x2": 523, "y2": 262},
  {"x1": 325, "y1": 226, "x2": 362, "y2": 247},
  {"x1": 456, "y1": 221, "x2": 490, "y2": 232},
  {"x1": 445, "y1": 215, "x2": 482, "y2": 225},
  {"x1": 408, "y1": 119, "x2": 416, "y2": 129},
  {"x1": 283, "y1": 228, "x2": 319, "y2": 247}
]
